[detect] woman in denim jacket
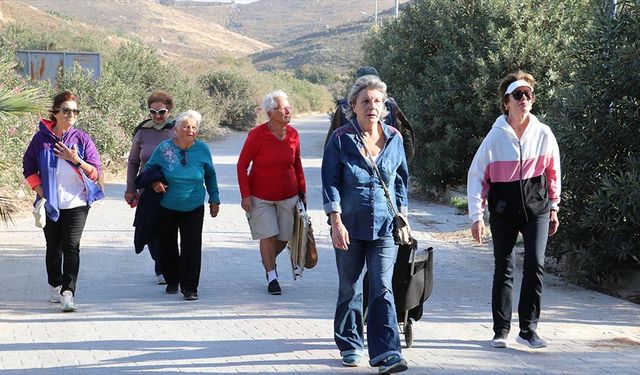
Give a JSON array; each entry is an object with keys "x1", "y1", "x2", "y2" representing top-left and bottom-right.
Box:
[{"x1": 321, "y1": 75, "x2": 409, "y2": 374}]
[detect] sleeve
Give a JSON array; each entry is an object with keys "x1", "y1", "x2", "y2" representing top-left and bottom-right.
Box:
[
  {"x1": 81, "y1": 134, "x2": 101, "y2": 181},
  {"x1": 126, "y1": 132, "x2": 142, "y2": 193},
  {"x1": 545, "y1": 130, "x2": 561, "y2": 210},
  {"x1": 325, "y1": 107, "x2": 343, "y2": 147},
  {"x1": 394, "y1": 145, "x2": 409, "y2": 216},
  {"x1": 392, "y1": 101, "x2": 416, "y2": 164},
  {"x1": 236, "y1": 131, "x2": 257, "y2": 199},
  {"x1": 23, "y1": 136, "x2": 42, "y2": 189},
  {"x1": 293, "y1": 130, "x2": 306, "y2": 194},
  {"x1": 467, "y1": 136, "x2": 492, "y2": 223},
  {"x1": 145, "y1": 142, "x2": 162, "y2": 171},
  {"x1": 203, "y1": 147, "x2": 221, "y2": 204},
  {"x1": 321, "y1": 132, "x2": 343, "y2": 214}
]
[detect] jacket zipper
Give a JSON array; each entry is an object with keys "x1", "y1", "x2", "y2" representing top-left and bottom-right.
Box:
[{"x1": 518, "y1": 140, "x2": 529, "y2": 222}]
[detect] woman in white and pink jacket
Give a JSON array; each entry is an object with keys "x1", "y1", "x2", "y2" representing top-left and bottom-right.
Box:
[{"x1": 467, "y1": 71, "x2": 561, "y2": 350}]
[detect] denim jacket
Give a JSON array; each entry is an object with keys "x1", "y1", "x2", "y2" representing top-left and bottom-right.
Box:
[{"x1": 322, "y1": 120, "x2": 409, "y2": 241}]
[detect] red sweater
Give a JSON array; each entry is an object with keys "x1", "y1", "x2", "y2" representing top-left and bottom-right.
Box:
[{"x1": 237, "y1": 122, "x2": 306, "y2": 201}]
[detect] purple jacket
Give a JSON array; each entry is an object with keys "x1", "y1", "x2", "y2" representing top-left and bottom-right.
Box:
[{"x1": 22, "y1": 118, "x2": 104, "y2": 222}]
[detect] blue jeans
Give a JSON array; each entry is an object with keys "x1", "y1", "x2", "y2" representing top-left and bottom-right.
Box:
[{"x1": 334, "y1": 237, "x2": 402, "y2": 365}]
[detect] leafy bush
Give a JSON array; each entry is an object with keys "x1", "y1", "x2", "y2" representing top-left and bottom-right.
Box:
[
  {"x1": 450, "y1": 196, "x2": 469, "y2": 215},
  {"x1": 548, "y1": 1, "x2": 640, "y2": 287},
  {"x1": 362, "y1": 0, "x2": 591, "y2": 190},
  {"x1": 200, "y1": 70, "x2": 258, "y2": 130}
]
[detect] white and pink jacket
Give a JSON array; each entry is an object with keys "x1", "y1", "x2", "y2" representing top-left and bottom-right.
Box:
[{"x1": 467, "y1": 114, "x2": 561, "y2": 223}]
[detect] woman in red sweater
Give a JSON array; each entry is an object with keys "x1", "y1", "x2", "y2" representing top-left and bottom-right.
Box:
[{"x1": 237, "y1": 90, "x2": 306, "y2": 295}]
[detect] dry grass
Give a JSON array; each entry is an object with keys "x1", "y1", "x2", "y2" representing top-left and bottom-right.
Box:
[{"x1": 9, "y1": 0, "x2": 270, "y2": 66}]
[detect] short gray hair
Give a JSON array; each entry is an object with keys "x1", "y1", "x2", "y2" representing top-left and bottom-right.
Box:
[
  {"x1": 262, "y1": 90, "x2": 288, "y2": 113},
  {"x1": 175, "y1": 110, "x2": 202, "y2": 129},
  {"x1": 344, "y1": 75, "x2": 388, "y2": 120}
]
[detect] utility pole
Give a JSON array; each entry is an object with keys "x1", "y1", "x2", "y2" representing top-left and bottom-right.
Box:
[
  {"x1": 374, "y1": 0, "x2": 378, "y2": 25},
  {"x1": 395, "y1": 0, "x2": 399, "y2": 18}
]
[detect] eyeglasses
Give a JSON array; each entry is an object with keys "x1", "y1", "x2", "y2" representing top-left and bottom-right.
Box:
[
  {"x1": 58, "y1": 108, "x2": 80, "y2": 116},
  {"x1": 180, "y1": 149, "x2": 187, "y2": 166},
  {"x1": 149, "y1": 108, "x2": 168, "y2": 116},
  {"x1": 511, "y1": 90, "x2": 534, "y2": 101},
  {"x1": 275, "y1": 106, "x2": 292, "y2": 112}
]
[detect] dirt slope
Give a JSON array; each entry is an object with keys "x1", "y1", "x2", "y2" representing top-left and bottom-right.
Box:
[{"x1": 10, "y1": 0, "x2": 270, "y2": 63}]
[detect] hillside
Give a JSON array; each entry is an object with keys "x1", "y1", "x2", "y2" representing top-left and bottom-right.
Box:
[
  {"x1": 0, "y1": 1, "x2": 126, "y2": 50},
  {"x1": 250, "y1": 21, "x2": 371, "y2": 73},
  {"x1": 12, "y1": 0, "x2": 270, "y2": 64},
  {"x1": 249, "y1": 1, "x2": 411, "y2": 73},
  {"x1": 178, "y1": 0, "x2": 411, "y2": 46}
]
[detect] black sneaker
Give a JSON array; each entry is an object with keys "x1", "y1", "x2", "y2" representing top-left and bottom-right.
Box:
[
  {"x1": 491, "y1": 332, "x2": 508, "y2": 348},
  {"x1": 267, "y1": 279, "x2": 282, "y2": 295},
  {"x1": 165, "y1": 284, "x2": 179, "y2": 294},
  {"x1": 375, "y1": 354, "x2": 408, "y2": 374},
  {"x1": 516, "y1": 330, "x2": 547, "y2": 348},
  {"x1": 183, "y1": 291, "x2": 199, "y2": 301}
]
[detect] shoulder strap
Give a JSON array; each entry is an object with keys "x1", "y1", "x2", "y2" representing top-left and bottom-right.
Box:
[{"x1": 350, "y1": 121, "x2": 399, "y2": 216}]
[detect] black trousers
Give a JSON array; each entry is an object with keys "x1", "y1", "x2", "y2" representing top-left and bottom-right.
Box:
[
  {"x1": 490, "y1": 212, "x2": 550, "y2": 335},
  {"x1": 43, "y1": 205, "x2": 90, "y2": 295},
  {"x1": 157, "y1": 205, "x2": 204, "y2": 293},
  {"x1": 147, "y1": 238, "x2": 162, "y2": 276}
]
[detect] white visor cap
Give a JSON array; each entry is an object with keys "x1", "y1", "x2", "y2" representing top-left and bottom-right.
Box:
[{"x1": 505, "y1": 80, "x2": 534, "y2": 95}]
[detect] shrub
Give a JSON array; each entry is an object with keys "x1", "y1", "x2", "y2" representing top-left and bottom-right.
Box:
[
  {"x1": 362, "y1": 0, "x2": 592, "y2": 191},
  {"x1": 548, "y1": 1, "x2": 640, "y2": 287},
  {"x1": 200, "y1": 70, "x2": 258, "y2": 130}
]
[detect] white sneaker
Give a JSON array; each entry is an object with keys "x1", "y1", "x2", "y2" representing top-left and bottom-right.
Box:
[
  {"x1": 156, "y1": 274, "x2": 167, "y2": 285},
  {"x1": 50, "y1": 285, "x2": 62, "y2": 303},
  {"x1": 61, "y1": 291, "x2": 77, "y2": 312}
]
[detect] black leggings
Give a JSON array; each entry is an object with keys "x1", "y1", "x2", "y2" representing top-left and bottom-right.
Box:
[
  {"x1": 44, "y1": 205, "x2": 90, "y2": 295},
  {"x1": 490, "y1": 212, "x2": 550, "y2": 335},
  {"x1": 157, "y1": 205, "x2": 204, "y2": 293}
]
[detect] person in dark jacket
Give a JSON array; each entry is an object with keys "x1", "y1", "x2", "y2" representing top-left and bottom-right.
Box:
[
  {"x1": 22, "y1": 91, "x2": 104, "y2": 312},
  {"x1": 133, "y1": 165, "x2": 165, "y2": 255},
  {"x1": 325, "y1": 66, "x2": 415, "y2": 164}
]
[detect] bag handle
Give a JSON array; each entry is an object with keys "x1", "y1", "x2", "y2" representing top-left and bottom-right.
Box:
[{"x1": 351, "y1": 121, "x2": 399, "y2": 216}]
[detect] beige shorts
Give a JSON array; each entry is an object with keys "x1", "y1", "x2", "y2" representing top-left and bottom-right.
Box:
[{"x1": 247, "y1": 195, "x2": 298, "y2": 241}]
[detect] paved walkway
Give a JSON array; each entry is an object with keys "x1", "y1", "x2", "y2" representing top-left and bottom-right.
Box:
[{"x1": 1, "y1": 114, "x2": 639, "y2": 374}]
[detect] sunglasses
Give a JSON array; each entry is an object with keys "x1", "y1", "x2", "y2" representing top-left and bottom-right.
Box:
[
  {"x1": 149, "y1": 108, "x2": 168, "y2": 116},
  {"x1": 58, "y1": 108, "x2": 80, "y2": 116},
  {"x1": 511, "y1": 90, "x2": 534, "y2": 101},
  {"x1": 180, "y1": 149, "x2": 187, "y2": 166}
]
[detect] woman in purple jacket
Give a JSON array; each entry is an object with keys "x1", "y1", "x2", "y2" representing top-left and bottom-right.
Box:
[{"x1": 22, "y1": 91, "x2": 104, "y2": 312}]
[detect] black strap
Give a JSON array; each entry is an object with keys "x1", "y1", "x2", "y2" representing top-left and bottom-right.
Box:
[{"x1": 350, "y1": 121, "x2": 399, "y2": 216}]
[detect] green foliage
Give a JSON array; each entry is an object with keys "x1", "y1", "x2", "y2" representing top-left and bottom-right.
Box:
[
  {"x1": 105, "y1": 41, "x2": 222, "y2": 139},
  {"x1": 261, "y1": 70, "x2": 333, "y2": 115},
  {"x1": 0, "y1": 22, "x2": 110, "y2": 54},
  {"x1": 450, "y1": 196, "x2": 469, "y2": 215},
  {"x1": 362, "y1": 0, "x2": 592, "y2": 190},
  {"x1": 200, "y1": 70, "x2": 258, "y2": 130},
  {"x1": 548, "y1": 1, "x2": 640, "y2": 287}
]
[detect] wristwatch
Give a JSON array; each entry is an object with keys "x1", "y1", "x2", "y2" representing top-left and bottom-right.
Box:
[{"x1": 74, "y1": 161, "x2": 82, "y2": 167}]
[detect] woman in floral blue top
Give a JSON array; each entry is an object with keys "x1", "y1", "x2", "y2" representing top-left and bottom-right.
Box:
[{"x1": 146, "y1": 110, "x2": 220, "y2": 301}]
